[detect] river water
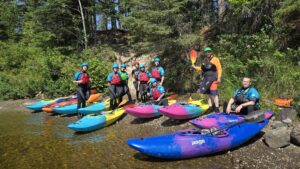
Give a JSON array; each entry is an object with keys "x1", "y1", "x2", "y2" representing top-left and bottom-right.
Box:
[{"x1": 0, "y1": 101, "x2": 299, "y2": 169}]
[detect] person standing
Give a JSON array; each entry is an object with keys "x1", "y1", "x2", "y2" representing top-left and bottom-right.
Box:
[
  {"x1": 120, "y1": 63, "x2": 133, "y2": 103},
  {"x1": 106, "y1": 64, "x2": 123, "y2": 110},
  {"x1": 192, "y1": 47, "x2": 222, "y2": 113},
  {"x1": 138, "y1": 64, "x2": 151, "y2": 103},
  {"x1": 131, "y1": 61, "x2": 140, "y2": 101},
  {"x1": 151, "y1": 57, "x2": 165, "y2": 85},
  {"x1": 73, "y1": 62, "x2": 90, "y2": 118}
]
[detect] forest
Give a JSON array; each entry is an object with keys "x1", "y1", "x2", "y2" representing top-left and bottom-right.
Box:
[{"x1": 0, "y1": 0, "x2": 299, "y2": 101}]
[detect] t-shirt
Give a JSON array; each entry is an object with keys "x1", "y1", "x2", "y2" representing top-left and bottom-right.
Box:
[{"x1": 233, "y1": 87, "x2": 260, "y2": 107}]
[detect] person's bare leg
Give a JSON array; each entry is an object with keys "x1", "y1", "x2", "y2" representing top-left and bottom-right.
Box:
[
  {"x1": 208, "y1": 95, "x2": 213, "y2": 107},
  {"x1": 212, "y1": 95, "x2": 220, "y2": 112}
]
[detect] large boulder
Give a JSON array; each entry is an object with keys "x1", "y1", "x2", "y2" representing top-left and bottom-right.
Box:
[
  {"x1": 264, "y1": 126, "x2": 290, "y2": 148},
  {"x1": 291, "y1": 125, "x2": 300, "y2": 146},
  {"x1": 280, "y1": 108, "x2": 298, "y2": 124}
]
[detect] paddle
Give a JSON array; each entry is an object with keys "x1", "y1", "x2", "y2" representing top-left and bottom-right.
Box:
[
  {"x1": 209, "y1": 110, "x2": 266, "y2": 135},
  {"x1": 189, "y1": 49, "x2": 198, "y2": 65},
  {"x1": 102, "y1": 99, "x2": 128, "y2": 114}
]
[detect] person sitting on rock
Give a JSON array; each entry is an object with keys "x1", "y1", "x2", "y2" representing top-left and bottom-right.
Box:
[
  {"x1": 224, "y1": 77, "x2": 260, "y2": 115},
  {"x1": 149, "y1": 78, "x2": 168, "y2": 106}
]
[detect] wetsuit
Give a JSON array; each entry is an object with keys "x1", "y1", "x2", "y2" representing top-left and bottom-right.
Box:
[
  {"x1": 120, "y1": 71, "x2": 132, "y2": 101},
  {"x1": 107, "y1": 72, "x2": 123, "y2": 110},
  {"x1": 74, "y1": 71, "x2": 90, "y2": 110},
  {"x1": 132, "y1": 68, "x2": 140, "y2": 100},
  {"x1": 194, "y1": 56, "x2": 222, "y2": 95},
  {"x1": 138, "y1": 70, "x2": 151, "y2": 102}
]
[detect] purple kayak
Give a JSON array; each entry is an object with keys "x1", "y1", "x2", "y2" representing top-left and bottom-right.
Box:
[
  {"x1": 127, "y1": 119, "x2": 269, "y2": 159},
  {"x1": 190, "y1": 110, "x2": 273, "y2": 129}
]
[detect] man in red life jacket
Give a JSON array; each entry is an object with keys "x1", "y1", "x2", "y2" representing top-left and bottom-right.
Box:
[
  {"x1": 138, "y1": 64, "x2": 151, "y2": 103},
  {"x1": 106, "y1": 64, "x2": 123, "y2": 110},
  {"x1": 73, "y1": 62, "x2": 90, "y2": 118},
  {"x1": 151, "y1": 57, "x2": 165, "y2": 85},
  {"x1": 149, "y1": 78, "x2": 168, "y2": 106},
  {"x1": 131, "y1": 61, "x2": 140, "y2": 101}
]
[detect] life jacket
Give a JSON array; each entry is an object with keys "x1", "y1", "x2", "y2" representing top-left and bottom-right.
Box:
[
  {"x1": 110, "y1": 73, "x2": 121, "y2": 85},
  {"x1": 80, "y1": 72, "x2": 90, "y2": 85},
  {"x1": 133, "y1": 69, "x2": 139, "y2": 80},
  {"x1": 152, "y1": 87, "x2": 162, "y2": 100},
  {"x1": 234, "y1": 87, "x2": 250, "y2": 104},
  {"x1": 201, "y1": 57, "x2": 217, "y2": 72},
  {"x1": 151, "y1": 67, "x2": 162, "y2": 79},
  {"x1": 139, "y1": 71, "x2": 149, "y2": 82}
]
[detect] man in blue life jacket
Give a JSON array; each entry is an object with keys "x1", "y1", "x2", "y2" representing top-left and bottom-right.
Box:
[
  {"x1": 107, "y1": 64, "x2": 123, "y2": 110},
  {"x1": 149, "y1": 78, "x2": 168, "y2": 106},
  {"x1": 120, "y1": 63, "x2": 133, "y2": 103},
  {"x1": 73, "y1": 62, "x2": 90, "y2": 118},
  {"x1": 138, "y1": 64, "x2": 151, "y2": 103},
  {"x1": 151, "y1": 57, "x2": 165, "y2": 85},
  {"x1": 224, "y1": 77, "x2": 260, "y2": 115}
]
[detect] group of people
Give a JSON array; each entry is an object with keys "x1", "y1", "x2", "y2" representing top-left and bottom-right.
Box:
[
  {"x1": 106, "y1": 57, "x2": 168, "y2": 110},
  {"x1": 73, "y1": 47, "x2": 260, "y2": 118}
]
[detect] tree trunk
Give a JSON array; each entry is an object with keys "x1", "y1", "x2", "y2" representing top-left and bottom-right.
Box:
[
  {"x1": 218, "y1": 0, "x2": 226, "y2": 23},
  {"x1": 78, "y1": 0, "x2": 88, "y2": 49}
]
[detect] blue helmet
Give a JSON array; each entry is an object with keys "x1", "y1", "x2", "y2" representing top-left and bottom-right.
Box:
[
  {"x1": 81, "y1": 62, "x2": 88, "y2": 67},
  {"x1": 139, "y1": 64, "x2": 145, "y2": 68},
  {"x1": 112, "y1": 63, "x2": 119, "y2": 69},
  {"x1": 120, "y1": 64, "x2": 127, "y2": 68},
  {"x1": 153, "y1": 57, "x2": 160, "y2": 62},
  {"x1": 149, "y1": 78, "x2": 157, "y2": 84}
]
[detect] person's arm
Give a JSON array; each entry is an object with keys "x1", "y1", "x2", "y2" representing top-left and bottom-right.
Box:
[
  {"x1": 235, "y1": 101, "x2": 256, "y2": 113},
  {"x1": 73, "y1": 72, "x2": 83, "y2": 84},
  {"x1": 159, "y1": 67, "x2": 165, "y2": 85},
  {"x1": 212, "y1": 57, "x2": 222, "y2": 83},
  {"x1": 156, "y1": 93, "x2": 165, "y2": 102},
  {"x1": 160, "y1": 76, "x2": 165, "y2": 85},
  {"x1": 192, "y1": 65, "x2": 202, "y2": 71},
  {"x1": 226, "y1": 98, "x2": 235, "y2": 114}
]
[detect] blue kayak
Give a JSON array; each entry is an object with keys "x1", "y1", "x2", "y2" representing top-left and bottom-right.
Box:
[
  {"x1": 78, "y1": 101, "x2": 108, "y2": 115},
  {"x1": 68, "y1": 108, "x2": 126, "y2": 132},
  {"x1": 26, "y1": 100, "x2": 53, "y2": 111},
  {"x1": 53, "y1": 104, "x2": 78, "y2": 115},
  {"x1": 127, "y1": 119, "x2": 269, "y2": 159}
]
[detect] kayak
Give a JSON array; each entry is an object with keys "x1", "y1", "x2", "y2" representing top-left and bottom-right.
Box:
[
  {"x1": 52, "y1": 93, "x2": 102, "y2": 115},
  {"x1": 189, "y1": 110, "x2": 273, "y2": 129},
  {"x1": 126, "y1": 100, "x2": 176, "y2": 118},
  {"x1": 158, "y1": 100, "x2": 209, "y2": 120},
  {"x1": 127, "y1": 119, "x2": 269, "y2": 159},
  {"x1": 78, "y1": 99, "x2": 110, "y2": 115},
  {"x1": 42, "y1": 97, "x2": 77, "y2": 113},
  {"x1": 68, "y1": 108, "x2": 126, "y2": 132},
  {"x1": 26, "y1": 100, "x2": 53, "y2": 111}
]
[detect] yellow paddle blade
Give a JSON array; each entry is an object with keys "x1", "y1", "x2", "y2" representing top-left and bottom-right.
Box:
[
  {"x1": 188, "y1": 96, "x2": 193, "y2": 102},
  {"x1": 118, "y1": 99, "x2": 128, "y2": 107}
]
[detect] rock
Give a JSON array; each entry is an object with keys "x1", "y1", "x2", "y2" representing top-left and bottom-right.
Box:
[
  {"x1": 270, "y1": 121, "x2": 287, "y2": 129},
  {"x1": 264, "y1": 126, "x2": 290, "y2": 148},
  {"x1": 291, "y1": 125, "x2": 300, "y2": 146},
  {"x1": 279, "y1": 108, "x2": 298, "y2": 124}
]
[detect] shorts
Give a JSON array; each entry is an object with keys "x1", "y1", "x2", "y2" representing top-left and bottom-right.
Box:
[{"x1": 208, "y1": 81, "x2": 218, "y2": 95}]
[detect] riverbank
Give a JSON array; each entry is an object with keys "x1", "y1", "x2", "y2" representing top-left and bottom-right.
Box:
[{"x1": 0, "y1": 100, "x2": 300, "y2": 169}]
